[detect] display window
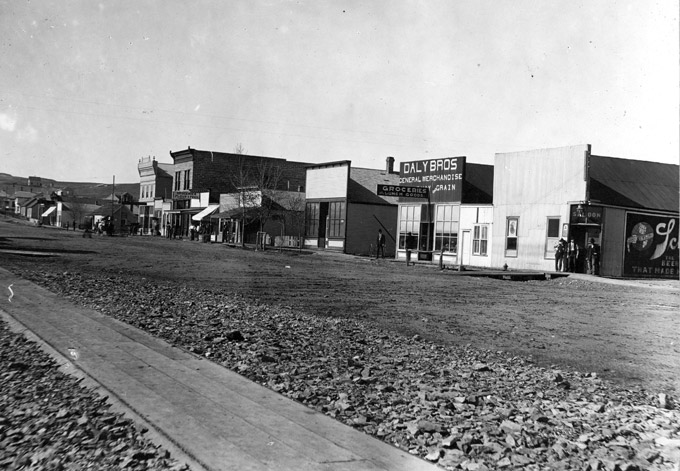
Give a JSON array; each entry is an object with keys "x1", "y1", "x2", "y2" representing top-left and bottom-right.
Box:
[
  {"x1": 398, "y1": 204, "x2": 421, "y2": 249},
  {"x1": 435, "y1": 204, "x2": 458, "y2": 253}
]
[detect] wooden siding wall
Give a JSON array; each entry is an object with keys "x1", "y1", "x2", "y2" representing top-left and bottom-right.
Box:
[
  {"x1": 460, "y1": 205, "x2": 494, "y2": 267},
  {"x1": 306, "y1": 165, "x2": 349, "y2": 199},
  {"x1": 491, "y1": 145, "x2": 588, "y2": 270},
  {"x1": 345, "y1": 202, "x2": 397, "y2": 256},
  {"x1": 601, "y1": 208, "x2": 625, "y2": 277}
]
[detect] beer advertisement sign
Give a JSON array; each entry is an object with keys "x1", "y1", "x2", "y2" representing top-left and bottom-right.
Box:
[
  {"x1": 623, "y1": 212, "x2": 678, "y2": 278},
  {"x1": 399, "y1": 156, "x2": 465, "y2": 203}
]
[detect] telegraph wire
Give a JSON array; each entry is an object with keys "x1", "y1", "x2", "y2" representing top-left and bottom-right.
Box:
[
  {"x1": 16, "y1": 103, "x2": 418, "y2": 150},
  {"x1": 2, "y1": 89, "x2": 408, "y2": 140},
  {"x1": 2, "y1": 88, "x2": 539, "y2": 150}
]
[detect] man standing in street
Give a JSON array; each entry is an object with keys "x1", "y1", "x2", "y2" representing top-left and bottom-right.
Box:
[{"x1": 376, "y1": 229, "x2": 386, "y2": 259}]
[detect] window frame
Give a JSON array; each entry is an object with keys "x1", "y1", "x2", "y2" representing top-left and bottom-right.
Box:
[
  {"x1": 305, "y1": 202, "x2": 320, "y2": 238},
  {"x1": 398, "y1": 204, "x2": 421, "y2": 249},
  {"x1": 434, "y1": 204, "x2": 459, "y2": 254},
  {"x1": 472, "y1": 224, "x2": 489, "y2": 256},
  {"x1": 545, "y1": 217, "x2": 561, "y2": 259},
  {"x1": 505, "y1": 217, "x2": 519, "y2": 257},
  {"x1": 327, "y1": 201, "x2": 346, "y2": 238}
]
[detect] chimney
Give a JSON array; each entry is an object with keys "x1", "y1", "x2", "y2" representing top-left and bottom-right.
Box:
[{"x1": 386, "y1": 156, "x2": 395, "y2": 174}]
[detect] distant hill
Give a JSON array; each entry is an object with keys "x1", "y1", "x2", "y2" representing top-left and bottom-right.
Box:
[{"x1": 0, "y1": 174, "x2": 138, "y2": 200}]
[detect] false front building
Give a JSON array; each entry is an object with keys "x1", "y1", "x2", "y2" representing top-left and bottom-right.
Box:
[
  {"x1": 490, "y1": 145, "x2": 679, "y2": 278},
  {"x1": 303, "y1": 158, "x2": 400, "y2": 256},
  {"x1": 137, "y1": 156, "x2": 174, "y2": 235},
  {"x1": 395, "y1": 156, "x2": 494, "y2": 267}
]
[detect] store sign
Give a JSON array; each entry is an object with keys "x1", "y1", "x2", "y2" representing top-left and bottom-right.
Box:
[
  {"x1": 399, "y1": 156, "x2": 465, "y2": 202},
  {"x1": 172, "y1": 190, "x2": 200, "y2": 200},
  {"x1": 570, "y1": 205, "x2": 602, "y2": 225},
  {"x1": 377, "y1": 185, "x2": 429, "y2": 198},
  {"x1": 623, "y1": 212, "x2": 678, "y2": 278}
]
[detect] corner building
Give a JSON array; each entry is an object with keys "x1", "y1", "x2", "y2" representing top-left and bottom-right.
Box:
[
  {"x1": 490, "y1": 145, "x2": 679, "y2": 278},
  {"x1": 137, "y1": 156, "x2": 173, "y2": 235}
]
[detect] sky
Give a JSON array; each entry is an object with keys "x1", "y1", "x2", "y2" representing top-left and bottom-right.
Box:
[{"x1": 0, "y1": 1, "x2": 678, "y2": 183}]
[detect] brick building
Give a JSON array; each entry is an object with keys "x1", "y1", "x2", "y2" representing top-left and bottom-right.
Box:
[{"x1": 167, "y1": 147, "x2": 308, "y2": 238}]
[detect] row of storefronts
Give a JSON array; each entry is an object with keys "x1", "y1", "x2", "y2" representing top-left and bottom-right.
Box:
[
  {"x1": 298, "y1": 145, "x2": 677, "y2": 278},
  {"x1": 137, "y1": 145, "x2": 678, "y2": 279}
]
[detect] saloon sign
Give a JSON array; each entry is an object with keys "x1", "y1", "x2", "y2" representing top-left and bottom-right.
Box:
[
  {"x1": 399, "y1": 156, "x2": 465, "y2": 202},
  {"x1": 623, "y1": 212, "x2": 678, "y2": 278}
]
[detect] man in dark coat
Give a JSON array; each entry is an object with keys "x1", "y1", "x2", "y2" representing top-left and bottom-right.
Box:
[
  {"x1": 566, "y1": 238, "x2": 579, "y2": 272},
  {"x1": 554, "y1": 238, "x2": 566, "y2": 271},
  {"x1": 586, "y1": 238, "x2": 601, "y2": 275},
  {"x1": 376, "y1": 229, "x2": 386, "y2": 258}
]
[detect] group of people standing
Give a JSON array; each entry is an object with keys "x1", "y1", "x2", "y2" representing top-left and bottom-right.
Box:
[
  {"x1": 554, "y1": 237, "x2": 600, "y2": 275},
  {"x1": 189, "y1": 223, "x2": 212, "y2": 241}
]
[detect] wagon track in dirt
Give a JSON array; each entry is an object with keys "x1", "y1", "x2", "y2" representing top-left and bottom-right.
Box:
[{"x1": 1, "y1": 221, "x2": 678, "y2": 396}]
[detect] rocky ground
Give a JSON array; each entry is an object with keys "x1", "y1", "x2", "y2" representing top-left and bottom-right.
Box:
[
  {"x1": 0, "y1": 317, "x2": 189, "y2": 470},
  {"x1": 3, "y1": 267, "x2": 679, "y2": 471},
  {"x1": 1, "y1": 220, "x2": 679, "y2": 470}
]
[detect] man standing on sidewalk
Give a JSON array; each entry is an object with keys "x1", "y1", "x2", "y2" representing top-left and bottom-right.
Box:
[
  {"x1": 554, "y1": 238, "x2": 566, "y2": 271},
  {"x1": 566, "y1": 238, "x2": 579, "y2": 272},
  {"x1": 586, "y1": 238, "x2": 601, "y2": 275}
]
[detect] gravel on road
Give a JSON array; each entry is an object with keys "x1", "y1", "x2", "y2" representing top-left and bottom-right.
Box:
[{"x1": 3, "y1": 267, "x2": 678, "y2": 471}]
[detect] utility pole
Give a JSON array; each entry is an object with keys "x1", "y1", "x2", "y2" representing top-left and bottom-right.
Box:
[{"x1": 111, "y1": 175, "x2": 115, "y2": 234}]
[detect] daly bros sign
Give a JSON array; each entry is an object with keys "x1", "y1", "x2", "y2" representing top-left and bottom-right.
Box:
[
  {"x1": 399, "y1": 156, "x2": 465, "y2": 202},
  {"x1": 623, "y1": 212, "x2": 678, "y2": 278}
]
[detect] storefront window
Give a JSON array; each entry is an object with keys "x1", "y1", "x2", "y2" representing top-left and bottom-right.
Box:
[
  {"x1": 328, "y1": 201, "x2": 345, "y2": 238},
  {"x1": 473, "y1": 224, "x2": 488, "y2": 256},
  {"x1": 305, "y1": 202, "x2": 319, "y2": 238},
  {"x1": 435, "y1": 204, "x2": 458, "y2": 253},
  {"x1": 398, "y1": 205, "x2": 420, "y2": 249}
]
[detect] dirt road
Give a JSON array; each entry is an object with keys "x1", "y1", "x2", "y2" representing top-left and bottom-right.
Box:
[{"x1": 1, "y1": 220, "x2": 678, "y2": 395}]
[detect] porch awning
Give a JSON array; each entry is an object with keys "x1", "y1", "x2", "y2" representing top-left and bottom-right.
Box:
[
  {"x1": 41, "y1": 206, "x2": 56, "y2": 217},
  {"x1": 192, "y1": 204, "x2": 219, "y2": 221},
  {"x1": 166, "y1": 208, "x2": 199, "y2": 214}
]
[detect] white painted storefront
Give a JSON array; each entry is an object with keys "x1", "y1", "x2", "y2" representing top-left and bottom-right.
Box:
[{"x1": 490, "y1": 145, "x2": 588, "y2": 271}]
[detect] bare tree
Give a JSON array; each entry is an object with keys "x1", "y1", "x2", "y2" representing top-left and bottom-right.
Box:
[
  {"x1": 277, "y1": 190, "x2": 306, "y2": 251},
  {"x1": 229, "y1": 143, "x2": 294, "y2": 249},
  {"x1": 228, "y1": 154, "x2": 252, "y2": 248},
  {"x1": 250, "y1": 159, "x2": 283, "y2": 250},
  {"x1": 228, "y1": 146, "x2": 283, "y2": 249},
  {"x1": 62, "y1": 193, "x2": 90, "y2": 229}
]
